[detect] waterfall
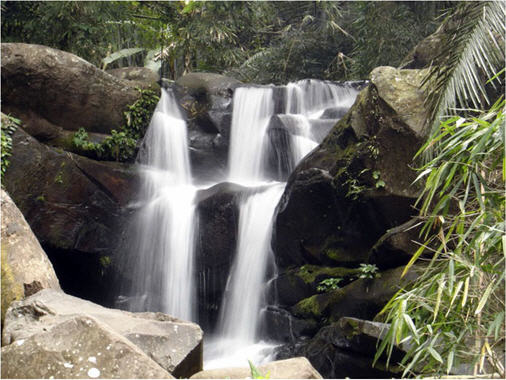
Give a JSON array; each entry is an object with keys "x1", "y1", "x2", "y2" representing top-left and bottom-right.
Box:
[
  {"x1": 206, "y1": 80, "x2": 359, "y2": 368},
  {"x1": 228, "y1": 87, "x2": 274, "y2": 183},
  {"x1": 120, "y1": 79, "x2": 360, "y2": 369},
  {"x1": 121, "y1": 88, "x2": 197, "y2": 321}
]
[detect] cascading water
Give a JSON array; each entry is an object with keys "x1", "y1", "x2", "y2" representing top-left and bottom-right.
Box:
[
  {"x1": 120, "y1": 78, "x2": 360, "y2": 369},
  {"x1": 121, "y1": 88, "x2": 197, "y2": 321},
  {"x1": 205, "y1": 80, "x2": 360, "y2": 368}
]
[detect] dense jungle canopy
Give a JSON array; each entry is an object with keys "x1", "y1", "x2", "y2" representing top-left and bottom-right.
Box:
[{"x1": 2, "y1": 1, "x2": 450, "y2": 82}]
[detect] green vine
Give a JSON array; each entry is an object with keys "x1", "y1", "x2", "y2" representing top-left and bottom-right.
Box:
[
  {"x1": 1, "y1": 114, "x2": 20, "y2": 184},
  {"x1": 123, "y1": 88, "x2": 160, "y2": 139}
]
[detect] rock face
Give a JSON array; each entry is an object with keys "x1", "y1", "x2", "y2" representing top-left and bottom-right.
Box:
[
  {"x1": 369, "y1": 218, "x2": 424, "y2": 270},
  {"x1": 2, "y1": 289, "x2": 203, "y2": 378},
  {"x1": 174, "y1": 72, "x2": 242, "y2": 181},
  {"x1": 190, "y1": 357, "x2": 322, "y2": 379},
  {"x1": 4, "y1": 128, "x2": 139, "y2": 304},
  {"x1": 274, "y1": 67, "x2": 429, "y2": 270},
  {"x1": 1, "y1": 189, "x2": 61, "y2": 324},
  {"x1": 1, "y1": 43, "x2": 142, "y2": 134},
  {"x1": 1, "y1": 315, "x2": 173, "y2": 379},
  {"x1": 194, "y1": 182, "x2": 244, "y2": 329}
]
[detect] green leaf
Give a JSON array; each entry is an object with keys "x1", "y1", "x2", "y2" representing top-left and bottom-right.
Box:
[
  {"x1": 428, "y1": 347, "x2": 443, "y2": 364},
  {"x1": 474, "y1": 280, "x2": 495, "y2": 315}
]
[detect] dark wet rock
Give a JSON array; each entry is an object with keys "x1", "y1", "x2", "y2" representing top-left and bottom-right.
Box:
[
  {"x1": 176, "y1": 72, "x2": 241, "y2": 108},
  {"x1": 195, "y1": 182, "x2": 244, "y2": 330},
  {"x1": 173, "y1": 73, "x2": 241, "y2": 181},
  {"x1": 260, "y1": 306, "x2": 319, "y2": 343},
  {"x1": 2, "y1": 289, "x2": 203, "y2": 377},
  {"x1": 401, "y1": 28, "x2": 444, "y2": 69},
  {"x1": 275, "y1": 318, "x2": 401, "y2": 379},
  {"x1": 369, "y1": 218, "x2": 425, "y2": 270},
  {"x1": 265, "y1": 115, "x2": 295, "y2": 181},
  {"x1": 1, "y1": 43, "x2": 143, "y2": 134},
  {"x1": 274, "y1": 67, "x2": 429, "y2": 270},
  {"x1": 3, "y1": 128, "x2": 139, "y2": 304}
]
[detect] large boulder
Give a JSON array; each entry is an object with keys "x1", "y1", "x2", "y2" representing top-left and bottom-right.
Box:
[
  {"x1": 1, "y1": 189, "x2": 61, "y2": 324},
  {"x1": 1, "y1": 315, "x2": 173, "y2": 379},
  {"x1": 3, "y1": 127, "x2": 139, "y2": 304},
  {"x1": 190, "y1": 357, "x2": 322, "y2": 379},
  {"x1": 3, "y1": 289, "x2": 203, "y2": 378},
  {"x1": 174, "y1": 73, "x2": 242, "y2": 181},
  {"x1": 1, "y1": 43, "x2": 143, "y2": 134},
  {"x1": 274, "y1": 67, "x2": 429, "y2": 270}
]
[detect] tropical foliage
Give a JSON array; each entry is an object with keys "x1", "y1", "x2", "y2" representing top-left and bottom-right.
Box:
[
  {"x1": 374, "y1": 97, "x2": 505, "y2": 378},
  {"x1": 1, "y1": 1, "x2": 450, "y2": 82},
  {"x1": 422, "y1": 1, "x2": 505, "y2": 136}
]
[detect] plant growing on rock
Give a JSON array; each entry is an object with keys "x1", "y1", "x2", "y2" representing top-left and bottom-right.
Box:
[
  {"x1": 317, "y1": 277, "x2": 343, "y2": 293},
  {"x1": 1, "y1": 114, "x2": 20, "y2": 184},
  {"x1": 358, "y1": 263, "x2": 380, "y2": 279}
]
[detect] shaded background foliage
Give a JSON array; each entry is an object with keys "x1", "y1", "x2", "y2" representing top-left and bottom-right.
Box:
[{"x1": 1, "y1": 1, "x2": 454, "y2": 83}]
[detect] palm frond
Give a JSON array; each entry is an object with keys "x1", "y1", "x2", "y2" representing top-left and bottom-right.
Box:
[{"x1": 423, "y1": 1, "x2": 505, "y2": 138}]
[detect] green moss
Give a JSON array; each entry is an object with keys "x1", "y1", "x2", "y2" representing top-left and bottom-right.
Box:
[
  {"x1": 292, "y1": 294, "x2": 323, "y2": 319},
  {"x1": 1, "y1": 245, "x2": 24, "y2": 327}
]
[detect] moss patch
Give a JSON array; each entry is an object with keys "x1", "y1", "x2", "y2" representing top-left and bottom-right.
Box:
[
  {"x1": 292, "y1": 294, "x2": 324, "y2": 319},
  {"x1": 292, "y1": 290, "x2": 345, "y2": 320}
]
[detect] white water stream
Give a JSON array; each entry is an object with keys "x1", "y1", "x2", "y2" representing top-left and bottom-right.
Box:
[
  {"x1": 123, "y1": 79, "x2": 359, "y2": 369},
  {"x1": 124, "y1": 88, "x2": 197, "y2": 321}
]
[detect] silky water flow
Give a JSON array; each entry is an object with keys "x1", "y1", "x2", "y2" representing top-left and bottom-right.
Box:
[{"x1": 120, "y1": 80, "x2": 360, "y2": 369}]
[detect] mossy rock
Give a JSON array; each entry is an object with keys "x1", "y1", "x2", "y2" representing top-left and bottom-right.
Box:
[{"x1": 291, "y1": 290, "x2": 344, "y2": 320}]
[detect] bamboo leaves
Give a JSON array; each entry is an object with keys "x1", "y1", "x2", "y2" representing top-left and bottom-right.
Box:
[{"x1": 374, "y1": 98, "x2": 505, "y2": 377}]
